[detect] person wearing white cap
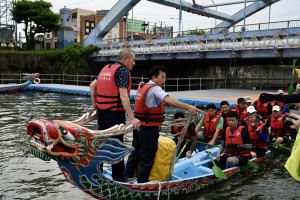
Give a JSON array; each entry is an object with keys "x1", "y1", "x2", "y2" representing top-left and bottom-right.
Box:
[
  {"x1": 266, "y1": 105, "x2": 289, "y2": 146},
  {"x1": 244, "y1": 96, "x2": 253, "y2": 107},
  {"x1": 241, "y1": 106, "x2": 265, "y2": 126},
  {"x1": 277, "y1": 89, "x2": 284, "y2": 94},
  {"x1": 247, "y1": 114, "x2": 269, "y2": 158},
  {"x1": 268, "y1": 89, "x2": 287, "y2": 111}
]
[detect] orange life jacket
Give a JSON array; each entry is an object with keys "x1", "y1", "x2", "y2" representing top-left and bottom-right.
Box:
[
  {"x1": 225, "y1": 126, "x2": 251, "y2": 157},
  {"x1": 270, "y1": 114, "x2": 286, "y2": 137},
  {"x1": 203, "y1": 113, "x2": 222, "y2": 139},
  {"x1": 248, "y1": 123, "x2": 267, "y2": 149},
  {"x1": 256, "y1": 99, "x2": 270, "y2": 119},
  {"x1": 96, "y1": 64, "x2": 132, "y2": 111},
  {"x1": 134, "y1": 83, "x2": 164, "y2": 126}
]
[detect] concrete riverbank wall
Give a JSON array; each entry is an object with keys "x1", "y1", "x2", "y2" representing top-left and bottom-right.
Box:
[
  {"x1": 0, "y1": 53, "x2": 295, "y2": 90},
  {"x1": 0, "y1": 53, "x2": 57, "y2": 73}
]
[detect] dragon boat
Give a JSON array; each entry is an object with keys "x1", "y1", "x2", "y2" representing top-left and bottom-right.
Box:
[
  {"x1": 0, "y1": 73, "x2": 40, "y2": 92},
  {"x1": 26, "y1": 112, "x2": 270, "y2": 200}
]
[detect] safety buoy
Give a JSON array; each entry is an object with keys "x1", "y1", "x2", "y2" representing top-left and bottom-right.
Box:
[{"x1": 34, "y1": 78, "x2": 40, "y2": 84}]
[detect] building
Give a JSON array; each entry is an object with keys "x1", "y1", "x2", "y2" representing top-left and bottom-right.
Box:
[
  {"x1": 44, "y1": 8, "x2": 96, "y2": 49},
  {"x1": 80, "y1": 10, "x2": 126, "y2": 43},
  {"x1": 44, "y1": 8, "x2": 170, "y2": 49}
]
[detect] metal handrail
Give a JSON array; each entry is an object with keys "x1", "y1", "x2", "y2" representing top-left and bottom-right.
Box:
[
  {"x1": 0, "y1": 73, "x2": 293, "y2": 92},
  {"x1": 99, "y1": 19, "x2": 300, "y2": 44}
]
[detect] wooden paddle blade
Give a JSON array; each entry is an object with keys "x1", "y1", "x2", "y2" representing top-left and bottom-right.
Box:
[
  {"x1": 248, "y1": 160, "x2": 259, "y2": 168},
  {"x1": 212, "y1": 166, "x2": 227, "y2": 179}
]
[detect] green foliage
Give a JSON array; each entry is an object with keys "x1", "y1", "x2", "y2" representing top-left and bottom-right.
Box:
[
  {"x1": 185, "y1": 29, "x2": 206, "y2": 36},
  {"x1": 42, "y1": 43, "x2": 97, "y2": 74},
  {"x1": 11, "y1": 0, "x2": 60, "y2": 50}
]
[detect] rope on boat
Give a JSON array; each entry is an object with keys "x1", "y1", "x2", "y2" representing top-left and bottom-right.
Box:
[
  {"x1": 149, "y1": 180, "x2": 162, "y2": 200},
  {"x1": 165, "y1": 111, "x2": 203, "y2": 200}
]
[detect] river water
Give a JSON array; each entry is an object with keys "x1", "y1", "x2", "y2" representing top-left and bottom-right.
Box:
[{"x1": 0, "y1": 91, "x2": 299, "y2": 200}]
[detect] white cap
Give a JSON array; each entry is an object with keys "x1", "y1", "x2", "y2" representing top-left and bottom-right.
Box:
[
  {"x1": 277, "y1": 89, "x2": 283, "y2": 94},
  {"x1": 247, "y1": 106, "x2": 256, "y2": 114},
  {"x1": 244, "y1": 96, "x2": 252, "y2": 103}
]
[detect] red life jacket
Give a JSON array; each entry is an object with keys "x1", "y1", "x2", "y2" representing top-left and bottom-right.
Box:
[
  {"x1": 96, "y1": 64, "x2": 132, "y2": 111},
  {"x1": 219, "y1": 111, "x2": 229, "y2": 136},
  {"x1": 244, "y1": 117, "x2": 250, "y2": 126},
  {"x1": 256, "y1": 99, "x2": 270, "y2": 119},
  {"x1": 271, "y1": 100, "x2": 285, "y2": 110},
  {"x1": 173, "y1": 122, "x2": 197, "y2": 140},
  {"x1": 270, "y1": 114, "x2": 286, "y2": 137},
  {"x1": 233, "y1": 104, "x2": 248, "y2": 124},
  {"x1": 248, "y1": 123, "x2": 267, "y2": 149},
  {"x1": 134, "y1": 83, "x2": 164, "y2": 126},
  {"x1": 203, "y1": 113, "x2": 222, "y2": 139},
  {"x1": 225, "y1": 126, "x2": 251, "y2": 157}
]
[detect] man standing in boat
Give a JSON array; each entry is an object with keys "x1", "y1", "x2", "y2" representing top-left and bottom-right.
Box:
[
  {"x1": 125, "y1": 65, "x2": 199, "y2": 183},
  {"x1": 90, "y1": 48, "x2": 140, "y2": 182},
  {"x1": 213, "y1": 111, "x2": 252, "y2": 170},
  {"x1": 195, "y1": 103, "x2": 224, "y2": 148}
]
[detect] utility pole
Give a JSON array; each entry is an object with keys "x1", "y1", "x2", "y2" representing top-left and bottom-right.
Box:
[
  {"x1": 131, "y1": 8, "x2": 133, "y2": 41},
  {"x1": 178, "y1": 0, "x2": 182, "y2": 36}
]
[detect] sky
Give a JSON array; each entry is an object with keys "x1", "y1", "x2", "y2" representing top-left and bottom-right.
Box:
[{"x1": 45, "y1": 0, "x2": 300, "y2": 32}]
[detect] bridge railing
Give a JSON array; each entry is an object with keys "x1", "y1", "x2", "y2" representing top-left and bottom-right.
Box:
[
  {"x1": 99, "y1": 19, "x2": 300, "y2": 44},
  {"x1": 0, "y1": 73, "x2": 292, "y2": 92},
  {"x1": 98, "y1": 26, "x2": 300, "y2": 57}
]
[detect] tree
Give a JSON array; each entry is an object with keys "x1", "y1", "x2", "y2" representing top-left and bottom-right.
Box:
[{"x1": 11, "y1": 0, "x2": 60, "y2": 50}]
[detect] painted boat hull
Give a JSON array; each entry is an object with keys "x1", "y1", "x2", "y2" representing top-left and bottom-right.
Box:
[
  {"x1": 27, "y1": 112, "x2": 270, "y2": 200},
  {"x1": 0, "y1": 73, "x2": 39, "y2": 93},
  {"x1": 0, "y1": 80, "x2": 32, "y2": 92},
  {"x1": 56, "y1": 146, "x2": 270, "y2": 200}
]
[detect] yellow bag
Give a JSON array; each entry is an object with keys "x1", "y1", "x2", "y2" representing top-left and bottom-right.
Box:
[
  {"x1": 148, "y1": 136, "x2": 176, "y2": 182},
  {"x1": 285, "y1": 132, "x2": 300, "y2": 181}
]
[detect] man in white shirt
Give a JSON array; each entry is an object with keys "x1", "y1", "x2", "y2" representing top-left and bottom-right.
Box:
[{"x1": 125, "y1": 65, "x2": 199, "y2": 183}]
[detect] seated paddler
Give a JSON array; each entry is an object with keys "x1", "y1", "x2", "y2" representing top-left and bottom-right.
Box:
[
  {"x1": 195, "y1": 103, "x2": 224, "y2": 149},
  {"x1": 212, "y1": 111, "x2": 252, "y2": 170},
  {"x1": 247, "y1": 114, "x2": 268, "y2": 158},
  {"x1": 171, "y1": 111, "x2": 197, "y2": 158}
]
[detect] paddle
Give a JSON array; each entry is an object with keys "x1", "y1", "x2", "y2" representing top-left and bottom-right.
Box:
[
  {"x1": 268, "y1": 143, "x2": 291, "y2": 156},
  {"x1": 289, "y1": 138, "x2": 295, "y2": 143},
  {"x1": 205, "y1": 151, "x2": 227, "y2": 179},
  {"x1": 247, "y1": 159, "x2": 259, "y2": 168},
  {"x1": 288, "y1": 59, "x2": 297, "y2": 95},
  {"x1": 271, "y1": 143, "x2": 292, "y2": 151},
  {"x1": 185, "y1": 139, "x2": 220, "y2": 148},
  {"x1": 201, "y1": 141, "x2": 259, "y2": 168},
  {"x1": 175, "y1": 140, "x2": 189, "y2": 163}
]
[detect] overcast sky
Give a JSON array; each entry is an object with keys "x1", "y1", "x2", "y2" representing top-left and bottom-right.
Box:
[{"x1": 46, "y1": 0, "x2": 300, "y2": 31}]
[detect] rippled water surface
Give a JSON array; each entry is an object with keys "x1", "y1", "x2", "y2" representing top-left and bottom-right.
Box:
[{"x1": 0, "y1": 91, "x2": 299, "y2": 200}]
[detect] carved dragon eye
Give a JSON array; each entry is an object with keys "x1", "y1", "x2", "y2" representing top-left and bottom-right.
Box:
[{"x1": 62, "y1": 130, "x2": 75, "y2": 141}]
